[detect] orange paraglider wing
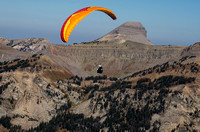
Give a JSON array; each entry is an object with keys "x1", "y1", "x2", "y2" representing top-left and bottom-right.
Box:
[{"x1": 60, "y1": 7, "x2": 117, "y2": 43}]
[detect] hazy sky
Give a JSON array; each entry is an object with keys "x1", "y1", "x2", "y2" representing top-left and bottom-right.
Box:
[{"x1": 0, "y1": 0, "x2": 200, "y2": 45}]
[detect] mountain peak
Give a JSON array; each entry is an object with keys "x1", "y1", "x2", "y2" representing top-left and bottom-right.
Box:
[
  {"x1": 97, "y1": 21, "x2": 152, "y2": 45},
  {"x1": 122, "y1": 21, "x2": 143, "y2": 27}
]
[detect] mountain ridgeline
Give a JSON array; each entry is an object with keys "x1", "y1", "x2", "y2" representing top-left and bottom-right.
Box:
[{"x1": 0, "y1": 22, "x2": 200, "y2": 131}]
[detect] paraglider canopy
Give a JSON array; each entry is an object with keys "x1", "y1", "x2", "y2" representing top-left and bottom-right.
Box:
[{"x1": 61, "y1": 7, "x2": 117, "y2": 43}]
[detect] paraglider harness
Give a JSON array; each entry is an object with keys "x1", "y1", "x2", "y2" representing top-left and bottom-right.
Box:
[{"x1": 97, "y1": 65, "x2": 103, "y2": 74}]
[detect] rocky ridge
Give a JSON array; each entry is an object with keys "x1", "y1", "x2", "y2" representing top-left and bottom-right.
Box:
[
  {"x1": 6, "y1": 38, "x2": 53, "y2": 54},
  {"x1": 0, "y1": 38, "x2": 31, "y2": 62}
]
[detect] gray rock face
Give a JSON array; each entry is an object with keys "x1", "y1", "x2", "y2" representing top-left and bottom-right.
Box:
[
  {"x1": 6, "y1": 38, "x2": 53, "y2": 54},
  {"x1": 97, "y1": 22, "x2": 152, "y2": 45},
  {"x1": 0, "y1": 71, "x2": 68, "y2": 130},
  {"x1": 0, "y1": 37, "x2": 53, "y2": 61},
  {"x1": 0, "y1": 38, "x2": 31, "y2": 62}
]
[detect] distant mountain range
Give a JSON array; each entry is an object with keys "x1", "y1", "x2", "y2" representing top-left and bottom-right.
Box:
[{"x1": 0, "y1": 22, "x2": 200, "y2": 131}]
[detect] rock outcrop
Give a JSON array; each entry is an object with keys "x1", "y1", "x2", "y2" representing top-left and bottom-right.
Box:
[
  {"x1": 0, "y1": 71, "x2": 68, "y2": 130},
  {"x1": 0, "y1": 38, "x2": 31, "y2": 62},
  {"x1": 4, "y1": 38, "x2": 53, "y2": 54},
  {"x1": 97, "y1": 22, "x2": 152, "y2": 45},
  {"x1": 0, "y1": 54, "x2": 73, "y2": 130},
  {"x1": 181, "y1": 42, "x2": 200, "y2": 57}
]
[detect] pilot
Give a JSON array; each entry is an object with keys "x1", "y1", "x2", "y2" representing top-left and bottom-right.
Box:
[{"x1": 97, "y1": 64, "x2": 103, "y2": 73}]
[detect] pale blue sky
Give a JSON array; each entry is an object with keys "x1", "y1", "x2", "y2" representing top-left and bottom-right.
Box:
[{"x1": 0, "y1": 0, "x2": 199, "y2": 45}]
